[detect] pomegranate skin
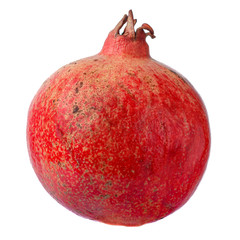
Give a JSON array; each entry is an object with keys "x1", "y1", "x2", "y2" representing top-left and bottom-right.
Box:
[{"x1": 27, "y1": 11, "x2": 210, "y2": 226}]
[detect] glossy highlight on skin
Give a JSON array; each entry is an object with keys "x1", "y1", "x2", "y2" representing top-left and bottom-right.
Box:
[{"x1": 27, "y1": 10, "x2": 210, "y2": 226}]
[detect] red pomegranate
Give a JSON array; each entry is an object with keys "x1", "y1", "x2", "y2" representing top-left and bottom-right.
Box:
[{"x1": 27, "y1": 10, "x2": 210, "y2": 226}]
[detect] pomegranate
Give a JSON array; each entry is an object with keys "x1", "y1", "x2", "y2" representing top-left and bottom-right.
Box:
[{"x1": 27, "y1": 10, "x2": 210, "y2": 226}]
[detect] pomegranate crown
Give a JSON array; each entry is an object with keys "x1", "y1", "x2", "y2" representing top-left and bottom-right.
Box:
[
  {"x1": 114, "y1": 10, "x2": 155, "y2": 40},
  {"x1": 100, "y1": 10, "x2": 155, "y2": 57}
]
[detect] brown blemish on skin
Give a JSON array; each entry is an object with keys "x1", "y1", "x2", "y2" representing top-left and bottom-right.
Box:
[
  {"x1": 127, "y1": 71, "x2": 136, "y2": 76},
  {"x1": 99, "y1": 194, "x2": 110, "y2": 199},
  {"x1": 58, "y1": 161, "x2": 66, "y2": 169},
  {"x1": 75, "y1": 82, "x2": 83, "y2": 94},
  {"x1": 105, "y1": 181, "x2": 112, "y2": 186},
  {"x1": 73, "y1": 105, "x2": 79, "y2": 114}
]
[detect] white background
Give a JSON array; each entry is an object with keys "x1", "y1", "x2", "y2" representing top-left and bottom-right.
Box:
[{"x1": 1, "y1": 0, "x2": 240, "y2": 239}]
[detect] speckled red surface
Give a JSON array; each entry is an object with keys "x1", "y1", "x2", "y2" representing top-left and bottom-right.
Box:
[{"x1": 27, "y1": 11, "x2": 210, "y2": 226}]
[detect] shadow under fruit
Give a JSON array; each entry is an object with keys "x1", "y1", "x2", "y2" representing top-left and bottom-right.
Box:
[{"x1": 27, "y1": 10, "x2": 210, "y2": 226}]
